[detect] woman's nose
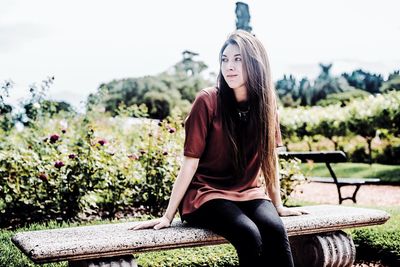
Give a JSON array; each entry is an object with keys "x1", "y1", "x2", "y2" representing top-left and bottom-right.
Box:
[{"x1": 227, "y1": 61, "x2": 235, "y2": 70}]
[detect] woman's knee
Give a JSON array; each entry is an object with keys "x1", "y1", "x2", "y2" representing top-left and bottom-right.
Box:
[{"x1": 228, "y1": 217, "x2": 264, "y2": 255}]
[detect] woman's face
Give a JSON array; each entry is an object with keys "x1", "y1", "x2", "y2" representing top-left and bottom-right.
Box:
[{"x1": 221, "y1": 44, "x2": 246, "y2": 91}]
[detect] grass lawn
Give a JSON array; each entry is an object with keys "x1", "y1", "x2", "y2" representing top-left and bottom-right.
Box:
[{"x1": 300, "y1": 162, "x2": 400, "y2": 184}]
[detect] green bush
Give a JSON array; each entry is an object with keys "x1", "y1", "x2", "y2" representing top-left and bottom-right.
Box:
[
  {"x1": 0, "y1": 116, "x2": 111, "y2": 225},
  {"x1": 0, "y1": 103, "x2": 185, "y2": 226},
  {"x1": 132, "y1": 113, "x2": 183, "y2": 216},
  {"x1": 136, "y1": 245, "x2": 238, "y2": 267},
  {"x1": 350, "y1": 206, "x2": 400, "y2": 265},
  {"x1": 347, "y1": 144, "x2": 369, "y2": 163},
  {"x1": 375, "y1": 143, "x2": 400, "y2": 165},
  {"x1": 279, "y1": 158, "x2": 307, "y2": 204}
]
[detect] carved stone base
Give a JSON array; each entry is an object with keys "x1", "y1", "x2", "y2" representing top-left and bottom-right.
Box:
[
  {"x1": 68, "y1": 231, "x2": 354, "y2": 267},
  {"x1": 69, "y1": 256, "x2": 137, "y2": 267},
  {"x1": 290, "y1": 231, "x2": 356, "y2": 267}
]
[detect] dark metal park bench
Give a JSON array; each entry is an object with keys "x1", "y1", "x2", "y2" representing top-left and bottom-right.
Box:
[{"x1": 278, "y1": 150, "x2": 381, "y2": 204}]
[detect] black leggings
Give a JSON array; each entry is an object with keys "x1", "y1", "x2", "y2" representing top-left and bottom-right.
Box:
[{"x1": 184, "y1": 199, "x2": 294, "y2": 267}]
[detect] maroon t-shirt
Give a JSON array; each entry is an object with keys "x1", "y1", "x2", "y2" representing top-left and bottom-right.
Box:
[{"x1": 179, "y1": 87, "x2": 283, "y2": 218}]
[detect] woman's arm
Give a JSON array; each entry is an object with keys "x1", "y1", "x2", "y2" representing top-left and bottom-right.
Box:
[
  {"x1": 131, "y1": 156, "x2": 199, "y2": 230},
  {"x1": 267, "y1": 153, "x2": 308, "y2": 216}
]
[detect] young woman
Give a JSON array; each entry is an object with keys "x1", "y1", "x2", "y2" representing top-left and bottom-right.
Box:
[{"x1": 132, "y1": 30, "x2": 307, "y2": 267}]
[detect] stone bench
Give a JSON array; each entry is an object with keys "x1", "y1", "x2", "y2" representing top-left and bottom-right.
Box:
[{"x1": 12, "y1": 205, "x2": 390, "y2": 267}]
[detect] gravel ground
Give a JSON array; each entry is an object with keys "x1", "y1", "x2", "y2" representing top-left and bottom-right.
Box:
[
  {"x1": 290, "y1": 183, "x2": 400, "y2": 206},
  {"x1": 353, "y1": 261, "x2": 388, "y2": 267},
  {"x1": 291, "y1": 182, "x2": 399, "y2": 267}
]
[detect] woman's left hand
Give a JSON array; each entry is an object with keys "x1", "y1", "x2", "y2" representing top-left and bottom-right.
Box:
[{"x1": 276, "y1": 206, "x2": 309, "y2": 217}]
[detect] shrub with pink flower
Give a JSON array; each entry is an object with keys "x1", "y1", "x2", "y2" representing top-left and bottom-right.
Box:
[
  {"x1": 98, "y1": 139, "x2": 107, "y2": 146},
  {"x1": 50, "y1": 134, "x2": 60, "y2": 143},
  {"x1": 54, "y1": 160, "x2": 65, "y2": 169}
]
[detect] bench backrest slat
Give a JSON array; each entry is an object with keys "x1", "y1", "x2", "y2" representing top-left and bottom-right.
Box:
[{"x1": 278, "y1": 151, "x2": 347, "y2": 163}]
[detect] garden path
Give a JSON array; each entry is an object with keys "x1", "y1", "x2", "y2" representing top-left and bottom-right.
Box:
[{"x1": 291, "y1": 183, "x2": 400, "y2": 206}]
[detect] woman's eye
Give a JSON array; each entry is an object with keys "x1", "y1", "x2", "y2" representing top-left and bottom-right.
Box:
[
  {"x1": 235, "y1": 57, "x2": 242, "y2": 61},
  {"x1": 222, "y1": 58, "x2": 228, "y2": 62}
]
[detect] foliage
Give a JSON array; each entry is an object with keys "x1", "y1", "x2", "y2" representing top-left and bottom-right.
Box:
[
  {"x1": 316, "y1": 89, "x2": 369, "y2": 107},
  {"x1": 136, "y1": 245, "x2": 238, "y2": 267},
  {"x1": 132, "y1": 110, "x2": 184, "y2": 216},
  {"x1": 276, "y1": 74, "x2": 300, "y2": 107},
  {"x1": 0, "y1": 114, "x2": 113, "y2": 225},
  {"x1": 0, "y1": 80, "x2": 12, "y2": 110},
  {"x1": 21, "y1": 100, "x2": 75, "y2": 126},
  {"x1": 375, "y1": 143, "x2": 400, "y2": 165},
  {"x1": 381, "y1": 70, "x2": 400, "y2": 92},
  {"x1": 350, "y1": 206, "x2": 400, "y2": 265},
  {"x1": 276, "y1": 63, "x2": 354, "y2": 107},
  {"x1": 0, "y1": 80, "x2": 14, "y2": 132},
  {"x1": 280, "y1": 91, "x2": 400, "y2": 163},
  {"x1": 342, "y1": 69, "x2": 384, "y2": 94},
  {"x1": 308, "y1": 64, "x2": 352, "y2": 106},
  {"x1": 279, "y1": 158, "x2": 308, "y2": 204},
  {"x1": 0, "y1": 101, "x2": 186, "y2": 226},
  {"x1": 87, "y1": 57, "x2": 212, "y2": 120}
]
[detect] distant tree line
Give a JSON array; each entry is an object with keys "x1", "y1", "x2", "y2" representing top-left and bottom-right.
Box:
[
  {"x1": 0, "y1": 77, "x2": 75, "y2": 132},
  {"x1": 275, "y1": 64, "x2": 400, "y2": 107},
  {"x1": 86, "y1": 51, "x2": 213, "y2": 119},
  {"x1": 2, "y1": 59, "x2": 399, "y2": 125}
]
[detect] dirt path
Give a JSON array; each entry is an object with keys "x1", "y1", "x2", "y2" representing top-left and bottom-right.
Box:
[{"x1": 290, "y1": 183, "x2": 400, "y2": 206}]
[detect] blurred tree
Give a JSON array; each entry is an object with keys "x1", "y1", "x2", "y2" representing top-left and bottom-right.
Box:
[
  {"x1": 342, "y1": 69, "x2": 383, "y2": 94},
  {"x1": 381, "y1": 70, "x2": 400, "y2": 92},
  {"x1": 275, "y1": 75, "x2": 300, "y2": 107},
  {"x1": 89, "y1": 51, "x2": 212, "y2": 119},
  {"x1": 316, "y1": 89, "x2": 369, "y2": 107},
  {"x1": 235, "y1": 2, "x2": 252, "y2": 32},
  {"x1": 21, "y1": 100, "x2": 75, "y2": 126},
  {"x1": 276, "y1": 64, "x2": 354, "y2": 106},
  {"x1": 307, "y1": 63, "x2": 352, "y2": 106},
  {"x1": 0, "y1": 104, "x2": 13, "y2": 131}
]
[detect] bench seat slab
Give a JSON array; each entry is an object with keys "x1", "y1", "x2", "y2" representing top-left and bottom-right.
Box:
[{"x1": 12, "y1": 205, "x2": 389, "y2": 264}]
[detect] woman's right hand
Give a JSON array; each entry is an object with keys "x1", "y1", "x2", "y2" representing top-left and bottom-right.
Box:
[{"x1": 129, "y1": 215, "x2": 171, "y2": 230}]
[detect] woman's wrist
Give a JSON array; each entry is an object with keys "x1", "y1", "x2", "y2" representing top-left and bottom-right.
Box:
[
  {"x1": 274, "y1": 203, "x2": 284, "y2": 210},
  {"x1": 163, "y1": 212, "x2": 174, "y2": 223}
]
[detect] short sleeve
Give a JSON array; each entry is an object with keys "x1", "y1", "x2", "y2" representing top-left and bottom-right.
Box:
[
  {"x1": 184, "y1": 91, "x2": 212, "y2": 158},
  {"x1": 275, "y1": 111, "x2": 284, "y2": 147}
]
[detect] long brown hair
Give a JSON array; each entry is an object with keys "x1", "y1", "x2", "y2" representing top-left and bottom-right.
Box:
[{"x1": 217, "y1": 30, "x2": 278, "y2": 188}]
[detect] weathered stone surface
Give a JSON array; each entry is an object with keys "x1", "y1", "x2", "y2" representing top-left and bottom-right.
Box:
[
  {"x1": 12, "y1": 205, "x2": 389, "y2": 264},
  {"x1": 290, "y1": 231, "x2": 355, "y2": 267},
  {"x1": 69, "y1": 256, "x2": 137, "y2": 267}
]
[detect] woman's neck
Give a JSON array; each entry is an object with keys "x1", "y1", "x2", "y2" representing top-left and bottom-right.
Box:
[{"x1": 233, "y1": 85, "x2": 248, "y2": 103}]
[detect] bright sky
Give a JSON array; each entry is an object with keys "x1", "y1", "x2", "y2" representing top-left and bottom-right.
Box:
[{"x1": 1, "y1": 0, "x2": 399, "y2": 111}]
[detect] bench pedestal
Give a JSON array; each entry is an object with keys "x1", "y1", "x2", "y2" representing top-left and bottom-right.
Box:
[
  {"x1": 291, "y1": 231, "x2": 355, "y2": 267},
  {"x1": 70, "y1": 256, "x2": 137, "y2": 267},
  {"x1": 69, "y1": 230, "x2": 355, "y2": 267}
]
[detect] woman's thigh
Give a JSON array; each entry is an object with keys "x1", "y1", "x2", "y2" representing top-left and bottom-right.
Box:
[
  {"x1": 238, "y1": 199, "x2": 290, "y2": 245},
  {"x1": 185, "y1": 199, "x2": 262, "y2": 246},
  {"x1": 238, "y1": 199, "x2": 284, "y2": 232}
]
